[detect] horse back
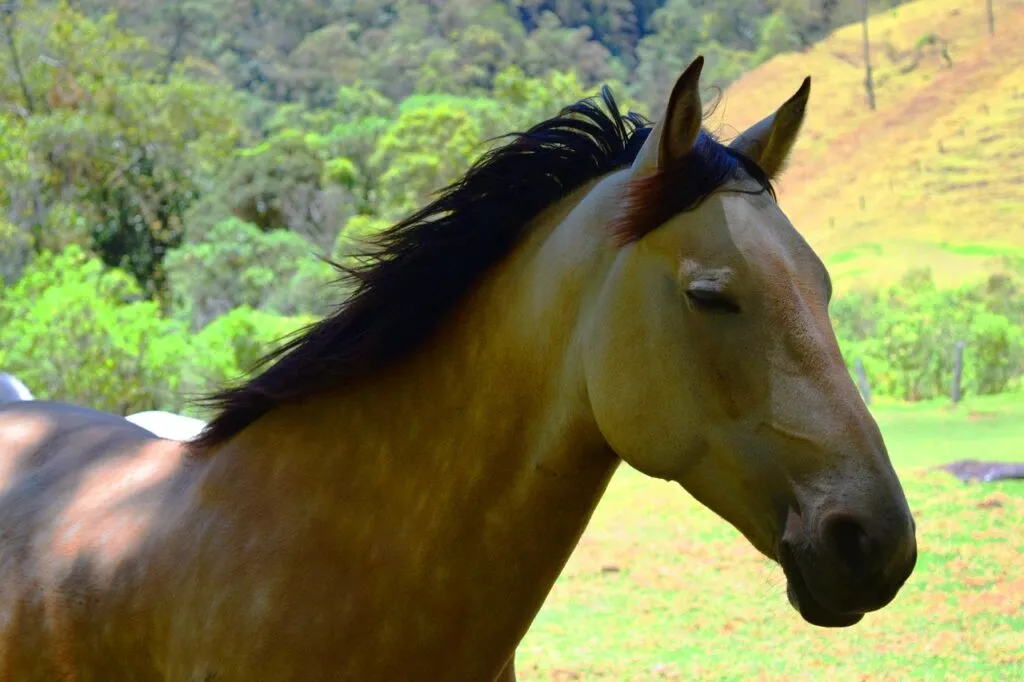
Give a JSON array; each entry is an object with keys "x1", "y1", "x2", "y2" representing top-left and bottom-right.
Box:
[{"x1": 0, "y1": 401, "x2": 193, "y2": 680}]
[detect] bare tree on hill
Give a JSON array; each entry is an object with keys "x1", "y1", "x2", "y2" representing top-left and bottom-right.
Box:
[{"x1": 862, "y1": 0, "x2": 876, "y2": 110}]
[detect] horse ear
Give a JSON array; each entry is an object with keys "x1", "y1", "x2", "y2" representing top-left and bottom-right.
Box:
[
  {"x1": 632, "y1": 56, "x2": 705, "y2": 176},
  {"x1": 729, "y1": 77, "x2": 811, "y2": 179}
]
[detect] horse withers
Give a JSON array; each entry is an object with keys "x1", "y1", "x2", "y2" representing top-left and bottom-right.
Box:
[{"x1": 0, "y1": 57, "x2": 916, "y2": 681}]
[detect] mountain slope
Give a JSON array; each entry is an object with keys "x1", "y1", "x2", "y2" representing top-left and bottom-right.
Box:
[{"x1": 714, "y1": 0, "x2": 1024, "y2": 292}]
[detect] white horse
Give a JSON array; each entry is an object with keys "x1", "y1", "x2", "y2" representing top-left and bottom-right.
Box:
[
  {"x1": 0, "y1": 372, "x2": 33, "y2": 403},
  {"x1": 0, "y1": 371, "x2": 205, "y2": 441},
  {"x1": 124, "y1": 410, "x2": 207, "y2": 441}
]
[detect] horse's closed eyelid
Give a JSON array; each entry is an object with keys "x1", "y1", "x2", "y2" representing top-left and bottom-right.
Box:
[
  {"x1": 687, "y1": 279, "x2": 729, "y2": 294},
  {"x1": 685, "y1": 287, "x2": 741, "y2": 314}
]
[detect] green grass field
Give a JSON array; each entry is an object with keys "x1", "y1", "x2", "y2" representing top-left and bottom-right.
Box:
[{"x1": 516, "y1": 393, "x2": 1024, "y2": 681}]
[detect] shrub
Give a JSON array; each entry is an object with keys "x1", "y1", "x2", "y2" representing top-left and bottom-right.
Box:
[
  {"x1": 832, "y1": 268, "x2": 1024, "y2": 401},
  {"x1": 0, "y1": 246, "x2": 321, "y2": 417},
  {"x1": 0, "y1": 246, "x2": 193, "y2": 413},
  {"x1": 193, "y1": 305, "x2": 317, "y2": 381},
  {"x1": 165, "y1": 217, "x2": 336, "y2": 330}
]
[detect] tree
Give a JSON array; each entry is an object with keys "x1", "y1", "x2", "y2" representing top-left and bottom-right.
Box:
[
  {"x1": 165, "y1": 217, "x2": 335, "y2": 330},
  {"x1": 491, "y1": 65, "x2": 595, "y2": 129},
  {"x1": 862, "y1": 0, "x2": 876, "y2": 110},
  {"x1": 0, "y1": 245, "x2": 195, "y2": 413},
  {"x1": 0, "y1": 2, "x2": 245, "y2": 300},
  {"x1": 186, "y1": 129, "x2": 353, "y2": 249},
  {"x1": 368, "y1": 94, "x2": 508, "y2": 216},
  {"x1": 0, "y1": 0, "x2": 38, "y2": 114}
]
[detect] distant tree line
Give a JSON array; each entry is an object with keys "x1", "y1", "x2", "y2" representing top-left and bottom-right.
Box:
[
  {"x1": 834, "y1": 267, "x2": 1024, "y2": 402},
  {"x1": 0, "y1": 1, "x2": 917, "y2": 297}
]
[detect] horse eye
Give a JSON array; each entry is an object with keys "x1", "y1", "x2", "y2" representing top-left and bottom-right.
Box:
[{"x1": 685, "y1": 288, "x2": 741, "y2": 315}]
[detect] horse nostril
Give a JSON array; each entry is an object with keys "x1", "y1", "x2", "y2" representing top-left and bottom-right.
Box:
[{"x1": 822, "y1": 514, "x2": 876, "y2": 580}]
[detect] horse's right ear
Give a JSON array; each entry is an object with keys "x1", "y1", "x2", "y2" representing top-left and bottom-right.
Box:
[
  {"x1": 632, "y1": 56, "x2": 705, "y2": 177},
  {"x1": 728, "y1": 76, "x2": 811, "y2": 180}
]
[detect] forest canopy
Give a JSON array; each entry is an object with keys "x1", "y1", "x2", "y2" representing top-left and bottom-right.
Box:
[{"x1": 1, "y1": 0, "x2": 913, "y2": 293}]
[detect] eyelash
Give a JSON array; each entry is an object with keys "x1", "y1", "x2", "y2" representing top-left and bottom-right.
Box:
[{"x1": 685, "y1": 289, "x2": 741, "y2": 315}]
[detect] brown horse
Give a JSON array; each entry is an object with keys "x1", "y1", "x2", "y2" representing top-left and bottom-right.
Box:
[{"x1": 0, "y1": 57, "x2": 916, "y2": 681}]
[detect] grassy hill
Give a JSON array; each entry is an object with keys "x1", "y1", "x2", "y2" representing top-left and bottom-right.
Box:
[{"x1": 713, "y1": 0, "x2": 1024, "y2": 294}]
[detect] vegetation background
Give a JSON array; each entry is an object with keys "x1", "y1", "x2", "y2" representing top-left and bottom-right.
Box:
[{"x1": 0, "y1": 1, "x2": 1021, "y2": 677}]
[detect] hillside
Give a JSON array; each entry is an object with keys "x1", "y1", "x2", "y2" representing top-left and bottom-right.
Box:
[{"x1": 716, "y1": 0, "x2": 1024, "y2": 293}]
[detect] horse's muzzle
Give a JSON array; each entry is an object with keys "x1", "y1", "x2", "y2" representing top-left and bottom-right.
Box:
[{"x1": 777, "y1": 504, "x2": 917, "y2": 627}]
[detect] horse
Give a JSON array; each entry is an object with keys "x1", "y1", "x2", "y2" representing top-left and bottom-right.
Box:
[
  {"x1": 124, "y1": 411, "x2": 208, "y2": 441},
  {"x1": 0, "y1": 372, "x2": 32, "y2": 403},
  {"x1": 0, "y1": 57, "x2": 917, "y2": 681}
]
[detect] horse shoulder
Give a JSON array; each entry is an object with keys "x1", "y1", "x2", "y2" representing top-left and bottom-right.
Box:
[{"x1": 0, "y1": 403, "x2": 195, "y2": 679}]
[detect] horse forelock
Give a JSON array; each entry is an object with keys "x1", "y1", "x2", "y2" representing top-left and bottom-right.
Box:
[{"x1": 611, "y1": 130, "x2": 777, "y2": 246}]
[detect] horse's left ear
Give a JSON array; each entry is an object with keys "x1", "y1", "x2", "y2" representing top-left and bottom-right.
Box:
[
  {"x1": 729, "y1": 76, "x2": 811, "y2": 179},
  {"x1": 631, "y1": 56, "x2": 706, "y2": 177}
]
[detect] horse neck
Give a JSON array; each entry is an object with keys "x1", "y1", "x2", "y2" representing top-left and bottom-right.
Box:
[{"x1": 211, "y1": 171, "x2": 628, "y2": 561}]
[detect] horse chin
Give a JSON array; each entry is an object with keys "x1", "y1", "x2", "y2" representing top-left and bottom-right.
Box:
[
  {"x1": 779, "y1": 546, "x2": 864, "y2": 628},
  {"x1": 785, "y1": 578, "x2": 864, "y2": 628}
]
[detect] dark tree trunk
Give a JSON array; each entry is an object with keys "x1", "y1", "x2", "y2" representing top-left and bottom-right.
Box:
[
  {"x1": 0, "y1": 3, "x2": 38, "y2": 114},
  {"x1": 862, "y1": 0, "x2": 876, "y2": 111}
]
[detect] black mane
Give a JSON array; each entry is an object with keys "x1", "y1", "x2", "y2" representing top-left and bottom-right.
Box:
[{"x1": 192, "y1": 86, "x2": 769, "y2": 449}]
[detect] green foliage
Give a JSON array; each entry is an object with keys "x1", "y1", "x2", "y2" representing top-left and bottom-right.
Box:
[
  {"x1": 833, "y1": 268, "x2": 1024, "y2": 401},
  {"x1": 0, "y1": 2, "x2": 244, "y2": 297},
  {"x1": 0, "y1": 245, "x2": 322, "y2": 415},
  {"x1": 284, "y1": 83, "x2": 396, "y2": 217},
  {"x1": 370, "y1": 95, "x2": 509, "y2": 216},
  {"x1": 0, "y1": 245, "x2": 195, "y2": 413},
  {"x1": 193, "y1": 305, "x2": 317, "y2": 380},
  {"x1": 492, "y1": 66, "x2": 592, "y2": 127},
  {"x1": 186, "y1": 129, "x2": 353, "y2": 248},
  {"x1": 165, "y1": 217, "x2": 336, "y2": 330},
  {"x1": 323, "y1": 157, "x2": 360, "y2": 189},
  {"x1": 755, "y1": 11, "x2": 801, "y2": 63},
  {"x1": 331, "y1": 214, "x2": 394, "y2": 263},
  {"x1": 58, "y1": 0, "x2": 919, "y2": 119},
  {"x1": 357, "y1": 67, "x2": 605, "y2": 219},
  {"x1": 0, "y1": 114, "x2": 33, "y2": 228},
  {"x1": 0, "y1": 216, "x2": 32, "y2": 285},
  {"x1": 966, "y1": 311, "x2": 1023, "y2": 396}
]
